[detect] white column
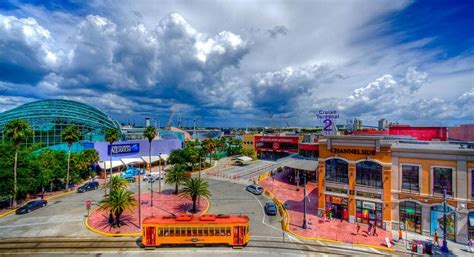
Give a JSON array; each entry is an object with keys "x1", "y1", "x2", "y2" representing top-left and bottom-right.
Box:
[
  {"x1": 456, "y1": 160, "x2": 467, "y2": 200},
  {"x1": 422, "y1": 204, "x2": 431, "y2": 236}
]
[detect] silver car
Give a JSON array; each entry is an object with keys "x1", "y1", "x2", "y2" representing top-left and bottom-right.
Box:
[{"x1": 246, "y1": 184, "x2": 263, "y2": 195}]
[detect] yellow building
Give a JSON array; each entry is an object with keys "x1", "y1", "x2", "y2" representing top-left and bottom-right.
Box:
[
  {"x1": 242, "y1": 134, "x2": 256, "y2": 151},
  {"x1": 317, "y1": 136, "x2": 474, "y2": 243}
]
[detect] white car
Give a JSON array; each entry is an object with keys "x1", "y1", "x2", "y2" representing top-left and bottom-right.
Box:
[{"x1": 143, "y1": 172, "x2": 164, "y2": 182}]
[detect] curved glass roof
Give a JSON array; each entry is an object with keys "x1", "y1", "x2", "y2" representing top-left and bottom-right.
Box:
[{"x1": 0, "y1": 99, "x2": 121, "y2": 146}]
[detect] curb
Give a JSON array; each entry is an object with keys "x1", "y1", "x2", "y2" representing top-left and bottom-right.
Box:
[
  {"x1": 260, "y1": 184, "x2": 395, "y2": 253},
  {"x1": 0, "y1": 209, "x2": 16, "y2": 218},
  {"x1": 84, "y1": 196, "x2": 211, "y2": 238}
]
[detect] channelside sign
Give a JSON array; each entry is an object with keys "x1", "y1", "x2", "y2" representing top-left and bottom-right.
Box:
[{"x1": 108, "y1": 143, "x2": 140, "y2": 155}]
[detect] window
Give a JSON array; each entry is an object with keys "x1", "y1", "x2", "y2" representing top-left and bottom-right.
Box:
[
  {"x1": 198, "y1": 227, "x2": 203, "y2": 236},
  {"x1": 181, "y1": 227, "x2": 186, "y2": 236},
  {"x1": 433, "y1": 167, "x2": 453, "y2": 196},
  {"x1": 325, "y1": 159, "x2": 349, "y2": 184},
  {"x1": 192, "y1": 227, "x2": 197, "y2": 236},
  {"x1": 187, "y1": 227, "x2": 191, "y2": 236},
  {"x1": 203, "y1": 227, "x2": 208, "y2": 236},
  {"x1": 164, "y1": 228, "x2": 169, "y2": 237},
  {"x1": 176, "y1": 227, "x2": 181, "y2": 236},
  {"x1": 471, "y1": 170, "x2": 474, "y2": 198},
  {"x1": 210, "y1": 227, "x2": 215, "y2": 236},
  {"x1": 158, "y1": 228, "x2": 163, "y2": 237},
  {"x1": 402, "y1": 165, "x2": 419, "y2": 192},
  {"x1": 356, "y1": 161, "x2": 382, "y2": 188},
  {"x1": 226, "y1": 227, "x2": 231, "y2": 236},
  {"x1": 169, "y1": 227, "x2": 175, "y2": 236},
  {"x1": 220, "y1": 227, "x2": 225, "y2": 236}
]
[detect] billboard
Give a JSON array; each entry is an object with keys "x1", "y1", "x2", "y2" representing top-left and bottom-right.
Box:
[
  {"x1": 108, "y1": 143, "x2": 140, "y2": 155},
  {"x1": 389, "y1": 126, "x2": 447, "y2": 141}
]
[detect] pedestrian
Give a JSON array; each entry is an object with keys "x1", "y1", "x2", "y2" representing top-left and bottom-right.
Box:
[
  {"x1": 434, "y1": 230, "x2": 439, "y2": 246},
  {"x1": 329, "y1": 210, "x2": 333, "y2": 221},
  {"x1": 398, "y1": 229, "x2": 403, "y2": 242},
  {"x1": 373, "y1": 225, "x2": 377, "y2": 236},
  {"x1": 356, "y1": 223, "x2": 360, "y2": 235},
  {"x1": 468, "y1": 238, "x2": 473, "y2": 253},
  {"x1": 368, "y1": 223, "x2": 372, "y2": 236}
]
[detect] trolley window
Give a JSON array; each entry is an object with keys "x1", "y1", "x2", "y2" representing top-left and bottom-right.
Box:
[
  {"x1": 170, "y1": 227, "x2": 175, "y2": 236},
  {"x1": 164, "y1": 228, "x2": 169, "y2": 237},
  {"x1": 203, "y1": 227, "x2": 208, "y2": 236},
  {"x1": 158, "y1": 228, "x2": 163, "y2": 237},
  {"x1": 176, "y1": 227, "x2": 181, "y2": 236},
  {"x1": 198, "y1": 227, "x2": 203, "y2": 236},
  {"x1": 192, "y1": 227, "x2": 197, "y2": 236},
  {"x1": 226, "y1": 227, "x2": 231, "y2": 236},
  {"x1": 209, "y1": 227, "x2": 215, "y2": 236},
  {"x1": 187, "y1": 227, "x2": 191, "y2": 236},
  {"x1": 181, "y1": 227, "x2": 186, "y2": 236}
]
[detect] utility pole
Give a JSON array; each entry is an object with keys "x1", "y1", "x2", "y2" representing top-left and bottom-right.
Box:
[
  {"x1": 441, "y1": 188, "x2": 449, "y2": 252},
  {"x1": 150, "y1": 179, "x2": 154, "y2": 207},
  {"x1": 138, "y1": 164, "x2": 141, "y2": 228},
  {"x1": 302, "y1": 172, "x2": 308, "y2": 229},
  {"x1": 158, "y1": 153, "x2": 162, "y2": 193}
]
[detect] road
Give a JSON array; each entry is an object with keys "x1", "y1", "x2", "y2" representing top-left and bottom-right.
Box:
[{"x1": 0, "y1": 167, "x2": 393, "y2": 256}]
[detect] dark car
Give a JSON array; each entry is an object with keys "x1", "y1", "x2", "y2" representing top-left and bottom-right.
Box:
[
  {"x1": 246, "y1": 184, "x2": 263, "y2": 195},
  {"x1": 16, "y1": 200, "x2": 47, "y2": 214},
  {"x1": 77, "y1": 181, "x2": 99, "y2": 193},
  {"x1": 264, "y1": 202, "x2": 277, "y2": 216}
]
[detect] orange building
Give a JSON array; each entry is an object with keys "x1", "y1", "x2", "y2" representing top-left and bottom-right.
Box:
[{"x1": 317, "y1": 136, "x2": 474, "y2": 243}]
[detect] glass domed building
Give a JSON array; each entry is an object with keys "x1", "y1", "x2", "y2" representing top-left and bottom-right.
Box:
[{"x1": 0, "y1": 99, "x2": 121, "y2": 147}]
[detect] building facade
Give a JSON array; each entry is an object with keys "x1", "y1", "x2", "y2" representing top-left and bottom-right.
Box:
[{"x1": 317, "y1": 135, "x2": 474, "y2": 243}]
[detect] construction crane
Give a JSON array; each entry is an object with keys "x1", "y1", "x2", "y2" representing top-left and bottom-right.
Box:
[{"x1": 167, "y1": 106, "x2": 177, "y2": 127}]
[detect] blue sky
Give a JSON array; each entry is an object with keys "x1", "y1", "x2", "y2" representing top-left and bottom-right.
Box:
[{"x1": 0, "y1": 0, "x2": 473, "y2": 127}]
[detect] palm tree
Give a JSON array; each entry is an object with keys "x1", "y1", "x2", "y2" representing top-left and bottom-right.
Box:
[
  {"x1": 180, "y1": 177, "x2": 211, "y2": 213},
  {"x1": 62, "y1": 126, "x2": 81, "y2": 192},
  {"x1": 143, "y1": 126, "x2": 157, "y2": 173},
  {"x1": 165, "y1": 164, "x2": 189, "y2": 194},
  {"x1": 103, "y1": 175, "x2": 129, "y2": 192},
  {"x1": 105, "y1": 128, "x2": 120, "y2": 196},
  {"x1": 201, "y1": 139, "x2": 216, "y2": 166},
  {"x1": 99, "y1": 188, "x2": 137, "y2": 227},
  {"x1": 4, "y1": 119, "x2": 32, "y2": 207}
]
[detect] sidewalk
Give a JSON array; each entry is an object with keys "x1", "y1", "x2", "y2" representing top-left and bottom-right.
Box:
[
  {"x1": 86, "y1": 190, "x2": 209, "y2": 236},
  {"x1": 259, "y1": 170, "x2": 393, "y2": 249},
  {"x1": 392, "y1": 230, "x2": 473, "y2": 256}
]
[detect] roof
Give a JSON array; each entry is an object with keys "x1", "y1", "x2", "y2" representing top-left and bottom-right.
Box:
[
  {"x1": 284, "y1": 158, "x2": 318, "y2": 171},
  {"x1": 237, "y1": 156, "x2": 252, "y2": 162},
  {"x1": 98, "y1": 160, "x2": 124, "y2": 170},
  {"x1": 143, "y1": 214, "x2": 249, "y2": 225},
  {"x1": 391, "y1": 142, "x2": 474, "y2": 155}
]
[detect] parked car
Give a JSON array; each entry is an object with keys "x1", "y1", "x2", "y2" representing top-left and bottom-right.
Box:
[
  {"x1": 15, "y1": 200, "x2": 47, "y2": 214},
  {"x1": 77, "y1": 181, "x2": 99, "y2": 193},
  {"x1": 246, "y1": 184, "x2": 263, "y2": 195},
  {"x1": 264, "y1": 202, "x2": 278, "y2": 216},
  {"x1": 120, "y1": 172, "x2": 136, "y2": 183},
  {"x1": 143, "y1": 172, "x2": 164, "y2": 182}
]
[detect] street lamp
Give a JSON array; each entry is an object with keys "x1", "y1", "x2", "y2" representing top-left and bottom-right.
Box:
[
  {"x1": 441, "y1": 187, "x2": 449, "y2": 252},
  {"x1": 149, "y1": 178, "x2": 155, "y2": 207},
  {"x1": 302, "y1": 172, "x2": 308, "y2": 229},
  {"x1": 158, "y1": 153, "x2": 162, "y2": 193}
]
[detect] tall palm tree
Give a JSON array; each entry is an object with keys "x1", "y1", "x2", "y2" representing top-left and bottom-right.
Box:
[
  {"x1": 105, "y1": 128, "x2": 120, "y2": 196},
  {"x1": 165, "y1": 164, "x2": 189, "y2": 194},
  {"x1": 62, "y1": 126, "x2": 81, "y2": 192},
  {"x1": 180, "y1": 177, "x2": 211, "y2": 213},
  {"x1": 99, "y1": 188, "x2": 137, "y2": 227},
  {"x1": 4, "y1": 119, "x2": 32, "y2": 208},
  {"x1": 202, "y1": 139, "x2": 216, "y2": 166},
  {"x1": 143, "y1": 126, "x2": 157, "y2": 174}
]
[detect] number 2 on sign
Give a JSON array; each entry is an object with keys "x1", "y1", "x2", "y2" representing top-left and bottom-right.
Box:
[{"x1": 323, "y1": 119, "x2": 332, "y2": 131}]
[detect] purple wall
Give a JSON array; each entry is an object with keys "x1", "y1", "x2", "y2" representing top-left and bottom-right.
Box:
[{"x1": 94, "y1": 138, "x2": 182, "y2": 161}]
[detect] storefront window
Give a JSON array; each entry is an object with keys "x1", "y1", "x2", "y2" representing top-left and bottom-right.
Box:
[
  {"x1": 325, "y1": 159, "x2": 349, "y2": 184},
  {"x1": 401, "y1": 165, "x2": 419, "y2": 192},
  {"x1": 471, "y1": 170, "x2": 474, "y2": 198},
  {"x1": 432, "y1": 167, "x2": 453, "y2": 196},
  {"x1": 469, "y1": 212, "x2": 474, "y2": 240},
  {"x1": 356, "y1": 200, "x2": 383, "y2": 227},
  {"x1": 399, "y1": 201, "x2": 422, "y2": 234},
  {"x1": 325, "y1": 195, "x2": 349, "y2": 221},
  {"x1": 430, "y1": 205, "x2": 456, "y2": 241},
  {"x1": 356, "y1": 161, "x2": 382, "y2": 189}
]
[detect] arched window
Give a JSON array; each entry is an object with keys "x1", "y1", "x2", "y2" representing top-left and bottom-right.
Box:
[
  {"x1": 356, "y1": 161, "x2": 382, "y2": 188},
  {"x1": 325, "y1": 159, "x2": 349, "y2": 184}
]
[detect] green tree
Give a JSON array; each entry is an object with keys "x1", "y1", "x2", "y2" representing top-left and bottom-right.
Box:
[
  {"x1": 105, "y1": 128, "x2": 120, "y2": 196},
  {"x1": 98, "y1": 188, "x2": 136, "y2": 227},
  {"x1": 165, "y1": 164, "x2": 189, "y2": 194},
  {"x1": 62, "y1": 126, "x2": 81, "y2": 191},
  {"x1": 4, "y1": 119, "x2": 32, "y2": 207},
  {"x1": 103, "y1": 176, "x2": 129, "y2": 192},
  {"x1": 168, "y1": 149, "x2": 187, "y2": 165},
  {"x1": 201, "y1": 139, "x2": 216, "y2": 166},
  {"x1": 180, "y1": 177, "x2": 211, "y2": 213}
]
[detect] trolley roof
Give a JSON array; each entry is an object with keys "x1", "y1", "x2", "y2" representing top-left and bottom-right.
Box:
[{"x1": 143, "y1": 214, "x2": 249, "y2": 225}]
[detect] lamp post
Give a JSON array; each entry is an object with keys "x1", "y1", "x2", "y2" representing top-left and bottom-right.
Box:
[
  {"x1": 158, "y1": 153, "x2": 162, "y2": 193},
  {"x1": 302, "y1": 172, "x2": 308, "y2": 229},
  {"x1": 149, "y1": 178, "x2": 154, "y2": 207},
  {"x1": 441, "y1": 188, "x2": 449, "y2": 252},
  {"x1": 137, "y1": 163, "x2": 142, "y2": 228}
]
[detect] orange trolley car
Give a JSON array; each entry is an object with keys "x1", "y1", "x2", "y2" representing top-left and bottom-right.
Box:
[{"x1": 142, "y1": 214, "x2": 250, "y2": 247}]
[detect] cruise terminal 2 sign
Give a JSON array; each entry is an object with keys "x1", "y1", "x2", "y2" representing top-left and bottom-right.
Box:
[{"x1": 317, "y1": 110, "x2": 339, "y2": 132}]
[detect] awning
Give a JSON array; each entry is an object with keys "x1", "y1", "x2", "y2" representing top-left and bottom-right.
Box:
[
  {"x1": 237, "y1": 156, "x2": 253, "y2": 162},
  {"x1": 121, "y1": 158, "x2": 145, "y2": 166},
  {"x1": 284, "y1": 159, "x2": 318, "y2": 171},
  {"x1": 140, "y1": 154, "x2": 169, "y2": 163},
  {"x1": 98, "y1": 160, "x2": 124, "y2": 170}
]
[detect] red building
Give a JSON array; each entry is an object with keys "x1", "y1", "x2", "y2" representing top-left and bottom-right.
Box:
[
  {"x1": 255, "y1": 135, "x2": 300, "y2": 160},
  {"x1": 388, "y1": 125, "x2": 447, "y2": 141},
  {"x1": 449, "y1": 124, "x2": 474, "y2": 141}
]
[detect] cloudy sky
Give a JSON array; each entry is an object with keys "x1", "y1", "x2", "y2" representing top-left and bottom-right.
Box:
[{"x1": 0, "y1": 0, "x2": 473, "y2": 127}]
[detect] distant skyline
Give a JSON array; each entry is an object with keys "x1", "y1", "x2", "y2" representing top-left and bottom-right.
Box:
[{"x1": 0, "y1": 0, "x2": 473, "y2": 127}]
